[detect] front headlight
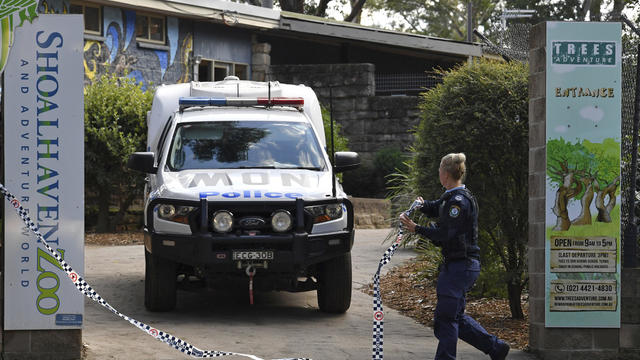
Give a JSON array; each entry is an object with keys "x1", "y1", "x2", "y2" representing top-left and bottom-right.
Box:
[
  {"x1": 271, "y1": 210, "x2": 293, "y2": 232},
  {"x1": 305, "y1": 203, "x2": 343, "y2": 224},
  {"x1": 212, "y1": 210, "x2": 234, "y2": 233},
  {"x1": 155, "y1": 204, "x2": 196, "y2": 224}
]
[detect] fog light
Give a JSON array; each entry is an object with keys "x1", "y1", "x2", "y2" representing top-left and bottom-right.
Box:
[
  {"x1": 158, "y1": 204, "x2": 176, "y2": 219},
  {"x1": 325, "y1": 203, "x2": 342, "y2": 218},
  {"x1": 271, "y1": 210, "x2": 292, "y2": 232},
  {"x1": 212, "y1": 210, "x2": 233, "y2": 233}
]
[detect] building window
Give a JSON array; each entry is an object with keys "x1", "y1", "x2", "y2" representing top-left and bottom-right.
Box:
[
  {"x1": 198, "y1": 60, "x2": 249, "y2": 81},
  {"x1": 136, "y1": 13, "x2": 165, "y2": 44},
  {"x1": 234, "y1": 64, "x2": 248, "y2": 80},
  {"x1": 69, "y1": 2, "x2": 101, "y2": 35}
]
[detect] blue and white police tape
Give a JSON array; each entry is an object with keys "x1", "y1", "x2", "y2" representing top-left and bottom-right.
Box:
[
  {"x1": 0, "y1": 183, "x2": 310, "y2": 360},
  {"x1": 371, "y1": 199, "x2": 423, "y2": 360}
]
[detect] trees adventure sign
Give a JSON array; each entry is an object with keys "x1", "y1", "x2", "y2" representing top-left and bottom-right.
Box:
[{"x1": 545, "y1": 22, "x2": 621, "y2": 328}]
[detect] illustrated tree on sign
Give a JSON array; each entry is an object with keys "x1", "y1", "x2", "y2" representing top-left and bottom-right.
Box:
[
  {"x1": 547, "y1": 138, "x2": 620, "y2": 231},
  {"x1": 571, "y1": 167, "x2": 596, "y2": 226},
  {"x1": 583, "y1": 139, "x2": 620, "y2": 223},
  {"x1": 547, "y1": 138, "x2": 594, "y2": 231}
]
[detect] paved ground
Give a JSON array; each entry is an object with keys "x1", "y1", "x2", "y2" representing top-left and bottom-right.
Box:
[{"x1": 82, "y1": 229, "x2": 537, "y2": 360}]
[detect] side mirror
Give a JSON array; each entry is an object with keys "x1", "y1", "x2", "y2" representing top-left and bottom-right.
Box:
[
  {"x1": 334, "y1": 151, "x2": 360, "y2": 173},
  {"x1": 128, "y1": 152, "x2": 156, "y2": 173}
]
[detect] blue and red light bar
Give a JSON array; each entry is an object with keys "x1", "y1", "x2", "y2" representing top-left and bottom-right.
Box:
[{"x1": 179, "y1": 96, "x2": 304, "y2": 110}]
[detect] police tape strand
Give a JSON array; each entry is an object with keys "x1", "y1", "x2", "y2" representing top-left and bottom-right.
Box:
[
  {"x1": 372, "y1": 199, "x2": 423, "y2": 360},
  {"x1": 0, "y1": 183, "x2": 310, "y2": 360}
]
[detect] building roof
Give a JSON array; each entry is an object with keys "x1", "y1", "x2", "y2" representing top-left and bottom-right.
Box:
[
  {"x1": 279, "y1": 11, "x2": 482, "y2": 58},
  {"x1": 98, "y1": 0, "x2": 280, "y2": 28},
  {"x1": 96, "y1": 0, "x2": 483, "y2": 58}
]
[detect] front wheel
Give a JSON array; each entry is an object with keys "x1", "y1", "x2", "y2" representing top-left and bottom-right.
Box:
[
  {"x1": 317, "y1": 252, "x2": 352, "y2": 313},
  {"x1": 144, "y1": 248, "x2": 177, "y2": 312}
]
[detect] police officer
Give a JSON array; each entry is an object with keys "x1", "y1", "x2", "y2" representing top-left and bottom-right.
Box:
[{"x1": 399, "y1": 153, "x2": 510, "y2": 360}]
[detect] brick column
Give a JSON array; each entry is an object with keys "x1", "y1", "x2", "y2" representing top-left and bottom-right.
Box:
[
  {"x1": 251, "y1": 42, "x2": 271, "y2": 82},
  {"x1": 621, "y1": 268, "x2": 640, "y2": 355},
  {"x1": 527, "y1": 21, "x2": 548, "y2": 358},
  {"x1": 3, "y1": 330, "x2": 82, "y2": 359}
]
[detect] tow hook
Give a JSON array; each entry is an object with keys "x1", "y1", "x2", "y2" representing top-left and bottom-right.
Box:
[{"x1": 245, "y1": 265, "x2": 257, "y2": 305}]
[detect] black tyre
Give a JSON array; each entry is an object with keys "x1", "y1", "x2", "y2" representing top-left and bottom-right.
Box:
[
  {"x1": 144, "y1": 248, "x2": 177, "y2": 311},
  {"x1": 317, "y1": 252, "x2": 352, "y2": 313}
]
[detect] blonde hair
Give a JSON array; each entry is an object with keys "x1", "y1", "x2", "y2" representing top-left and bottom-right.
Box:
[{"x1": 440, "y1": 153, "x2": 466, "y2": 181}]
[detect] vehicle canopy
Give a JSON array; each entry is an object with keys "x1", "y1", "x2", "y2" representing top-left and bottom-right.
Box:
[{"x1": 147, "y1": 77, "x2": 325, "y2": 154}]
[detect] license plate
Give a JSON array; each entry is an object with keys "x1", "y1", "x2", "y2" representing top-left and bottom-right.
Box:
[{"x1": 232, "y1": 250, "x2": 274, "y2": 261}]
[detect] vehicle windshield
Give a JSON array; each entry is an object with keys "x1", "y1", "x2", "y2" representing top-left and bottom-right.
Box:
[{"x1": 167, "y1": 121, "x2": 327, "y2": 171}]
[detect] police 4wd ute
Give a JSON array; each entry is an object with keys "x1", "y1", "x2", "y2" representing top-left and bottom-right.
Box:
[{"x1": 128, "y1": 77, "x2": 360, "y2": 313}]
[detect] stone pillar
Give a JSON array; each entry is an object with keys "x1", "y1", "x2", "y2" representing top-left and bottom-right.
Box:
[
  {"x1": 3, "y1": 330, "x2": 82, "y2": 359},
  {"x1": 621, "y1": 268, "x2": 640, "y2": 356},
  {"x1": 251, "y1": 42, "x2": 271, "y2": 82},
  {"x1": 528, "y1": 21, "x2": 549, "y2": 358}
]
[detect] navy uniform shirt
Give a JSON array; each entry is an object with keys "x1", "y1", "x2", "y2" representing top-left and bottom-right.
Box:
[{"x1": 414, "y1": 186, "x2": 480, "y2": 261}]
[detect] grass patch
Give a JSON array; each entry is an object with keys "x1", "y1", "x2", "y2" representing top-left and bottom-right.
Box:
[{"x1": 547, "y1": 206, "x2": 620, "y2": 238}]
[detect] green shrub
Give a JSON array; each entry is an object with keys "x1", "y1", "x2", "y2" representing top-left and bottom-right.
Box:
[
  {"x1": 374, "y1": 147, "x2": 407, "y2": 176},
  {"x1": 85, "y1": 73, "x2": 153, "y2": 232},
  {"x1": 342, "y1": 163, "x2": 382, "y2": 197},
  {"x1": 389, "y1": 59, "x2": 529, "y2": 318},
  {"x1": 322, "y1": 106, "x2": 349, "y2": 159}
]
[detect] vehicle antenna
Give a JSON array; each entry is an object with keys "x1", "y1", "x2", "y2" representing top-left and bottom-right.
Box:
[{"x1": 330, "y1": 86, "x2": 336, "y2": 198}]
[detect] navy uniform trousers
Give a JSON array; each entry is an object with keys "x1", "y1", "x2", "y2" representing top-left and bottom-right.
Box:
[{"x1": 434, "y1": 258, "x2": 500, "y2": 360}]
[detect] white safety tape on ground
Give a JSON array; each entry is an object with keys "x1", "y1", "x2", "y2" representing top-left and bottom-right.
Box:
[
  {"x1": 0, "y1": 183, "x2": 310, "y2": 360},
  {"x1": 371, "y1": 199, "x2": 423, "y2": 360}
]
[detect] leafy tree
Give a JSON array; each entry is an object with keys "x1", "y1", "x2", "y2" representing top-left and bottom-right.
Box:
[
  {"x1": 366, "y1": 0, "x2": 497, "y2": 39},
  {"x1": 241, "y1": 0, "x2": 367, "y2": 21},
  {"x1": 582, "y1": 139, "x2": 620, "y2": 223},
  {"x1": 404, "y1": 59, "x2": 529, "y2": 319},
  {"x1": 547, "y1": 139, "x2": 594, "y2": 230},
  {"x1": 84, "y1": 73, "x2": 153, "y2": 232}
]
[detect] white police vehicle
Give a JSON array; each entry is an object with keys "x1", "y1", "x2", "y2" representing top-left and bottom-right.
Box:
[{"x1": 128, "y1": 77, "x2": 360, "y2": 313}]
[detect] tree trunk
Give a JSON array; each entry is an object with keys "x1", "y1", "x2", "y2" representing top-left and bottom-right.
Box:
[
  {"x1": 507, "y1": 281, "x2": 524, "y2": 319},
  {"x1": 345, "y1": 0, "x2": 365, "y2": 23},
  {"x1": 552, "y1": 172, "x2": 581, "y2": 231},
  {"x1": 579, "y1": 0, "x2": 593, "y2": 20},
  {"x1": 612, "y1": 0, "x2": 625, "y2": 17},
  {"x1": 589, "y1": 0, "x2": 602, "y2": 21},
  {"x1": 315, "y1": 0, "x2": 331, "y2": 17},
  {"x1": 96, "y1": 189, "x2": 111, "y2": 233},
  {"x1": 552, "y1": 186, "x2": 571, "y2": 231},
  {"x1": 279, "y1": 0, "x2": 305, "y2": 13},
  {"x1": 595, "y1": 177, "x2": 619, "y2": 223},
  {"x1": 571, "y1": 178, "x2": 594, "y2": 225}
]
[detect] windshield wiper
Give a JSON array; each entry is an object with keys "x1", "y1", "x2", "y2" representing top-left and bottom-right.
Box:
[
  {"x1": 230, "y1": 166, "x2": 278, "y2": 169},
  {"x1": 282, "y1": 166, "x2": 324, "y2": 171},
  {"x1": 221, "y1": 165, "x2": 323, "y2": 171}
]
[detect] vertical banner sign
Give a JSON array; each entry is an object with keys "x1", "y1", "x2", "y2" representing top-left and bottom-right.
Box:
[
  {"x1": 545, "y1": 22, "x2": 622, "y2": 328},
  {"x1": 3, "y1": 14, "x2": 84, "y2": 330}
]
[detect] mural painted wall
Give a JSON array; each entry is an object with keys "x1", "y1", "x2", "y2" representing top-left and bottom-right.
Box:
[{"x1": 39, "y1": 0, "x2": 193, "y2": 88}]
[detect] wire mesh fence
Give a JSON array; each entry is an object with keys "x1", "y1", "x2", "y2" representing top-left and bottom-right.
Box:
[
  {"x1": 374, "y1": 72, "x2": 443, "y2": 96},
  {"x1": 620, "y1": 26, "x2": 639, "y2": 267}
]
